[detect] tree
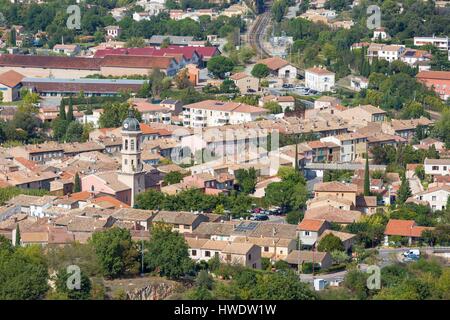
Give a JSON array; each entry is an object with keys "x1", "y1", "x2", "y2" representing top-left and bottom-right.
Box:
[
  {"x1": 174, "y1": 68, "x2": 192, "y2": 89},
  {"x1": 52, "y1": 118, "x2": 68, "y2": 141},
  {"x1": 64, "y1": 121, "x2": 84, "y2": 142},
  {"x1": 73, "y1": 172, "x2": 81, "y2": 193},
  {"x1": 251, "y1": 270, "x2": 317, "y2": 300},
  {"x1": 163, "y1": 171, "x2": 184, "y2": 185},
  {"x1": 207, "y1": 56, "x2": 234, "y2": 79},
  {"x1": 235, "y1": 168, "x2": 257, "y2": 194},
  {"x1": 136, "y1": 189, "x2": 166, "y2": 210},
  {"x1": 89, "y1": 228, "x2": 139, "y2": 279},
  {"x1": 0, "y1": 245, "x2": 48, "y2": 299},
  {"x1": 317, "y1": 233, "x2": 345, "y2": 252},
  {"x1": 397, "y1": 172, "x2": 412, "y2": 205},
  {"x1": 263, "y1": 101, "x2": 282, "y2": 114},
  {"x1": 59, "y1": 100, "x2": 66, "y2": 120},
  {"x1": 150, "y1": 68, "x2": 167, "y2": 99},
  {"x1": 125, "y1": 37, "x2": 145, "y2": 48},
  {"x1": 251, "y1": 63, "x2": 270, "y2": 80},
  {"x1": 266, "y1": 168, "x2": 308, "y2": 211},
  {"x1": 286, "y1": 210, "x2": 303, "y2": 225},
  {"x1": 364, "y1": 155, "x2": 370, "y2": 196},
  {"x1": 15, "y1": 224, "x2": 20, "y2": 247},
  {"x1": 99, "y1": 103, "x2": 141, "y2": 128},
  {"x1": 55, "y1": 268, "x2": 91, "y2": 300},
  {"x1": 145, "y1": 223, "x2": 193, "y2": 279},
  {"x1": 66, "y1": 98, "x2": 74, "y2": 122}
]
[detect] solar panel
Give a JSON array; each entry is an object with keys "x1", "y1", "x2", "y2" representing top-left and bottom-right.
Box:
[{"x1": 235, "y1": 221, "x2": 259, "y2": 232}]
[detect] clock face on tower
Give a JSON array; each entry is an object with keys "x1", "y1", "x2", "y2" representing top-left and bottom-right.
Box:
[{"x1": 124, "y1": 123, "x2": 129, "y2": 129}]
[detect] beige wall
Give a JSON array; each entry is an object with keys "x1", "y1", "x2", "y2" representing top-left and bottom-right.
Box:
[
  {"x1": 0, "y1": 66, "x2": 97, "y2": 79},
  {"x1": 315, "y1": 190, "x2": 356, "y2": 205},
  {"x1": 234, "y1": 76, "x2": 259, "y2": 94},
  {"x1": 100, "y1": 66, "x2": 153, "y2": 77},
  {"x1": 0, "y1": 84, "x2": 15, "y2": 102}
]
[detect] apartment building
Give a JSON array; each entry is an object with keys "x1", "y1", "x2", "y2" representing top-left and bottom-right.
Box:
[
  {"x1": 130, "y1": 99, "x2": 172, "y2": 124},
  {"x1": 305, "y1": 67, "x2": 335, "y2": 92},
  {"x1": 182, "y1": 100, "x2": 267, "y2": 127},
  {"x1": 321, "y1": 133, "x2": 368, "y2": 162}
]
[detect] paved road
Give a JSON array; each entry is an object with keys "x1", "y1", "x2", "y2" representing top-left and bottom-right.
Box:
[
  {"x1": 408, "y1": 176, "x2": 423, "y2": 195},
  {"x1": 298, "y1": 247, "x2": 450, "y2": 284}
]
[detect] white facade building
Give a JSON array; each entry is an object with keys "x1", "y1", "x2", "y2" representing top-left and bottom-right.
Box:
[
  {"x1": 182, "y1": 100, "x2": 267, "y2": 127},
  {"x1": 305, "y1": 67, "x2": 335, "y2": 92},
  {"x1": 424, "y1": 158, "x2": 450, "y2": 177}
]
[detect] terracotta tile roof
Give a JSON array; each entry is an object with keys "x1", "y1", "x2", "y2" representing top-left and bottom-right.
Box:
[
  {"x1": 101, "y1": 55, "x2": 174, "y2": 69},
  {"x1": 14, "y1": 157, "x2": 37, "y2": 170},
  {"x1": 229, "y1": 72, "x2": 251, "y2": 80},
  {"x1": 0, "y1": 54, "x2": 101, "y2": 70},
  {"x1": 0, "y1": 70, "x2": 24, "y2": 87},
  {"x1": 184, "y1": 99, "x2": 267, "y2": 114},
  {"x1": 91, "y1": 195, "x2": 130, "y2": 209},
  {"x1": 384, "y1": 219, "x2": 433, "y2": 237},
  {"x1": 285, "y1": 250, "x2": 330, "y2": 265},
  {"x1": 305, "y1": 67, "x2": 334, "y2": 75},
  {"x1": 298, "y1": 218, "x2": 326, "y2": 231},
  {"x1": 152, "y1": 211, "x2": 207, "y2": 226},
  {"x1": 257, "y1": 56, "x2": 290, "y2": 70},
  {"x1": 417, "y1": 70, "x2": 450, "y2": 80},
  {"x1": 222, "y1": 242, "x2": 256, "y2": 255},
  {"x1": 314, "y1": 181, "x2": 358, "y2": 193},
  {"x1": 305, "y1": 206, "x2": 361, "y2": 224},
  {"x1": 319, "y1": 230, "x2": 356, "y2": 242},
  {"x1": 355, "y1": 195, "x2": 377, "y2": 207}
]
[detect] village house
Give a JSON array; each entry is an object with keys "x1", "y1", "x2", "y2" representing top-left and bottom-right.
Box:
[
  {"x1": 257, "y1": 56, "x2": 297, "y2": 80},
  {"x1": 385, "y1": 117, "x2": 434, "y2": 141},
  {"x1": 407, "y1": 185, "x2": 449, "y2": 211},
  {"x1": 229, "y1": 72, "x2": 259, "y2": 94},
  {"x1": 52, "y1": 44, "x2": 80, "y2": 56},
  {"x1": 0, "y1": 70, "x2": 24, "y2": 102},
  {"x1": 152, "y1": 211, "x2": 209, "y2": 233},
  {"x1": 130, "y1": 98, "x2": 172, "y2": 124},
  {"x1": 105, "y1": 26, "x2": 122, "y2": 39},
  {"x1": 305, "y1": 67, "x2": 335, "y2": 92},
  {"x1": 313, "y1": 96, "x2": 341, "y2": 110},
  {"x1": 232, "y1": 236, "x2": 296, "y2": 262},
  {"x1": 321, "y1": 132, "x2": 368, "y2": 162},
  {"x1": 285, "y1": 250, "x2": 333, "y2": 270},
  {"x1": 367, "y1": 43, "x2": 406, "y2": 63},
  {"x1": 297, "y1": 218, "x2": 330, "y2": 247},
  {"x1": 384, "y1": 219, "x2": 433, "y2": 246},
  {"x1": 219, "y1": 242, "x2": 261, "y2": 269},
  {"x1": 338, "y1": 105, "x2": 386, "y2": 123},
  {"x1": 416, "y1": 70, "x2": 450, "y2": 100},
  {"x1": 259, "y1": 95, "x2": 295, "y2": 112},
  {"x1": 424, "y1": 158, "x2": 450, "y2": 177},
  {"x1": 372, "y1": 27, "x2": 391, "y2": 41}
]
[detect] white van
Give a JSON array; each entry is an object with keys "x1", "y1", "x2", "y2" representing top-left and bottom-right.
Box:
[{"x1": 403, "y1": 249, "x2": 420, "y2": 257}]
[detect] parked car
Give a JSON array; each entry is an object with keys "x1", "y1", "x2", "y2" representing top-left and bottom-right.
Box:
[
  {"x1": 403, "y1": 249, "x2": 420, "y2": 257},
  {"x1": 253, "y1": 214, "x2": 269, "y2": 221}
]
